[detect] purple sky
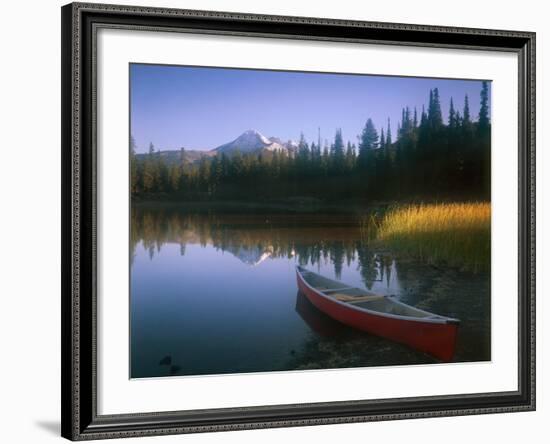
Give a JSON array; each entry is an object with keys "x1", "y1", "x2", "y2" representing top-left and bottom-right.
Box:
[{"x1": 130, "y1": 64, "x2": 490, "y2": 153}]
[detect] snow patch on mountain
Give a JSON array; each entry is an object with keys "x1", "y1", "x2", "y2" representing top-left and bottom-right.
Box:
[
  {"x1": 268, "y1": 137, "x2": 298, "y2": 152},
  {"x1": 215, "y1": 130, "x2": 296, "y2": 154}
]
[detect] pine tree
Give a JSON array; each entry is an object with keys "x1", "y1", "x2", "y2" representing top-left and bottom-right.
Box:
[
  {"x1": 448, "y1": 97, "x2": 456, "y2": 128},
  {"x1": 332, "y1": 129, "x2": 345, "y2": 170},
  {"x1": 271, "y1": 149, "x2": 280, "y2": 180},
  {"x1": 220, "y1": 152, "x2": 229, "y2": 179},
  {"x1": 386, "y1": 118, "x2": 392, "y2": 148},
  {"x1": 169, "y1": 164, "x2": 181, "y2": 192},
  {"x1": 310, "y1": 142, "x2": 316, "y2": 155},
  {"x1": 420, "y1": 105, "x2": 427, "y2": 127},
  {"x1": 463, "y1": 94, "x2": 471, "y2": 125},
  {"x1": 428, "y1": 88, "x2": 443, "y2": 128},
  {"x1": 345, "y1": 141, "x2": 355, "y2": 171},
  {"x1": 198, "y1": 157, "x2": 211, "y2": 193},
  {"x1": 310, "y1": 141, "x2": 321, "y2": 174},
  {"x1": 358, "y1": 119, "x2": 379, "y2": 167},
  {"x1": 154, "y1": 147, "x2": 168, "y2": 192},
  {"x1": 231, "y1": 150, "x2": 244, "y2": 179},
  {"x1": 211, "y1": 155, "x2": 223, "y2": 193},
  {"x1": 478, "y1": 81, "x2": 490, "y2": 132},
  {"x1": 477, "y1": 80, "x2": 491, "y2": 199},
  {"x1": 357, "y1": 119, "x2": 379, "y2": 184},
  {"x1": 375, "y1": 128, "x2": 387, "y2": 185},
  {"x1": 180, "y1": 147, "x2": 186, "y2": 168},
  {"x1": 322, "y1": 141, "x2": 330, "y2": 174},
  {"x1": 130, "y1": 135, "x2": 138, "y2": 193},
  {"x1": 142, "y1": 142, "x2": 156, "y2": 192},
  {"x1": 401, "y1": 107, "x2": 414, "y2": 136},
  {"x1": 297, "y1": 132, "x2": 310, "y2": 169}
]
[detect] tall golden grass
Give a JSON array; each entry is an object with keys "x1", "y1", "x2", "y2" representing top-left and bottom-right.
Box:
[{"x1": 373, "y1": 202, "x2": 491, "y2": 271}]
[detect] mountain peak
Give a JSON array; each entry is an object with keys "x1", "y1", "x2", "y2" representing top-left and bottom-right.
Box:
[{"x1": 215, "y1": 130, "x2": 283, "y2": 154}]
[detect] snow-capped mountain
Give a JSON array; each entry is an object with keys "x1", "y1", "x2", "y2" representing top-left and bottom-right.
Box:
[
  {"x1": 136, "y1": 130, "x2": 298, "y2": 165},
  {"x1": 214, "y1": 130, "x2": 296, "y2": 154}
]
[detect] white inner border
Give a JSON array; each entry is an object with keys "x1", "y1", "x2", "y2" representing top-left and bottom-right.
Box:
[{"x1": 97, "y1": 28, "x2": 519, "y2": 415}]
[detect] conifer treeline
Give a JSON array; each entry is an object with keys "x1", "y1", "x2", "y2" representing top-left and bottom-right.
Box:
[{"x1": 131, "y1": 82, "x2": 490, "y2": 202}]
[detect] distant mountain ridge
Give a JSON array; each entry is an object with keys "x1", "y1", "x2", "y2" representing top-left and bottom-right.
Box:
[
  {"x1": 135, "y1": 130, "x2": 297, "y2": 165},
  {"x1": 134, "y1": 148, "x2": 212, "y2": 165}
]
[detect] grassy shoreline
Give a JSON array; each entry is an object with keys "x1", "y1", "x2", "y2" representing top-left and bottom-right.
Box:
[{"x1": 370, "y1": 202, "x2": 491, "y2": 271}]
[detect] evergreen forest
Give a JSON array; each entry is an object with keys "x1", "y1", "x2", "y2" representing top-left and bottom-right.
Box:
[{"x1": 130, "y1": 82, "x2": 490, "y2": 203}]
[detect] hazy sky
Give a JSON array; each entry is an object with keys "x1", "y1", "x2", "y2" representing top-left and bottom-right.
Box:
[{"x1": 130, "y1": 64, "x2": 490, "y2": 153}]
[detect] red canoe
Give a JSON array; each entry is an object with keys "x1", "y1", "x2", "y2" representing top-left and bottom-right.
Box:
[{"x1": 296, "y1": 266, "x2": 460, "y2": 362}]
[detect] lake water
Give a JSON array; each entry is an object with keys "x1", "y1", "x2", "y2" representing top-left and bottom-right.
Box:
[{"x1": 130, "y1": 205, "x2": 491, "y2": 378}]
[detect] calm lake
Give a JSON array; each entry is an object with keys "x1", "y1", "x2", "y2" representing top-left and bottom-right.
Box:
[{"x1": 130, "y1": 205, "x2": 491, "y2": 378}]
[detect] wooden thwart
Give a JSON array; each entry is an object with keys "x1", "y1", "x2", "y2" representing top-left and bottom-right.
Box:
[{"x1": 332, "y1": 293, "x2": 385, "y2": 303}]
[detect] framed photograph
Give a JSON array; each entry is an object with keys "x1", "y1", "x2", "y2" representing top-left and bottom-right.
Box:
[{"x1": 61, "y1": 2, "x2": 535, "y2": 440}]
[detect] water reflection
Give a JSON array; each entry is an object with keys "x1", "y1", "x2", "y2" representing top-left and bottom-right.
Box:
[
  {"x1": 131, "y1": 207, "x2": 398, "y2": 291},
  {"x1": 130, "y1": 205, "x2": 490, "y2": 378}
]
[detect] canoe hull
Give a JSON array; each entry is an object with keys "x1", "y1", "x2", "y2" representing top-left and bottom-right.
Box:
[{"x1": 296, "y1": 271, "x2": 458, "y2": 362}]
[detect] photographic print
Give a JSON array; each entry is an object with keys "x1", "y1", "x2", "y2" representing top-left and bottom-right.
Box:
[{"x1": 129, "y1": 64, "x2": 491, "y2": 379}]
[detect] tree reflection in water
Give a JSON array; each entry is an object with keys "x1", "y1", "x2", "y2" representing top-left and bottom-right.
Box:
[{"x1": 131, "y1": 205, "x2": 394, "y2": 290}]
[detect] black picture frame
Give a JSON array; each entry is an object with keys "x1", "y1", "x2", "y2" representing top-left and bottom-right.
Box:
[{"x1": 61, "y1": 2, "x2": 536, "y2": 440}]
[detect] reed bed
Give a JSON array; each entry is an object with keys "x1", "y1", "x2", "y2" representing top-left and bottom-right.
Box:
[{"x1": 373, "y1": 202, "x2": 491, "y2": 271}]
